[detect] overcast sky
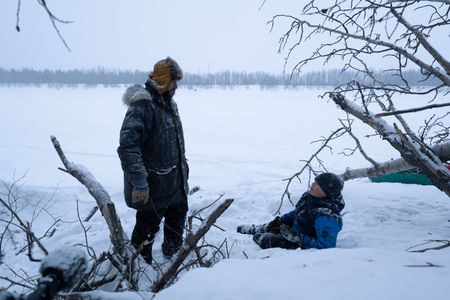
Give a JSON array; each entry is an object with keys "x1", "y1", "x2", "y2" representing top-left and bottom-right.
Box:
[
  {"x1": 0, "y1": 0, "x2": 306, "y2": 73},
  {"x1": 1, "y1": 1, "x2": 449, "y2": 74}
]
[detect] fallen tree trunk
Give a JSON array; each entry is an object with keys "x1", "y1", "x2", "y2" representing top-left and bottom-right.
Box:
[
  {"x1": 341, "y1": 141, "x2": 450, "y2": 181},
  {"x1": 151, "y1": 198, "x2": 234, "y2": 293},
  {"x1": 51, "y1": 136, "x2": 143, "y2": 290},
  {"x1": 331, "y1": 93, "x2": 450, "y2": 197},
  {"x1": 51, "y1": 136, "x2": 126, "y2": 253},
  {"x1": 61, "y1": 198, "x2": 234, "y2": 298}
]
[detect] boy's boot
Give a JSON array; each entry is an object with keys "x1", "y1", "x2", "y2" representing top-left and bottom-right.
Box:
[
  {"x1": 236, "y1": 223, "x2": 267, "y2": 235},
  {"x1": 237, "y1": 217, "x2": 282, "y2": 235}
]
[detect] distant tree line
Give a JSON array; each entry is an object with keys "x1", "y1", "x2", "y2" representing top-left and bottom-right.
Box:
[{"x1": 0, "y1": 67, "x2": 438, "y2": 87}]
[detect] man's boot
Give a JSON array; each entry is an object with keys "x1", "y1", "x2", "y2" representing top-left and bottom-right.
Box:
[
  {"x1": 161, "y1": 237, "x2": 182, "y2": 259},
  {"x1": 140, "y1": 240, "x2": 153, "y2": 264},
  {"x1": 132, "y1": 239, "x2": 154, "y2": 264}
]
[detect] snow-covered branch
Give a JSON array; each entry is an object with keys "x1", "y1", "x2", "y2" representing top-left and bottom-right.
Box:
[
  {"x1": 341, "y1": 141, "x2": 450, "y2": 180},
  {"x1": 330, "y1": 93, "x2": 450, "y2": 197},
  {"x1": 50, "y1": 136, "x2": 126, "y2": 253}
]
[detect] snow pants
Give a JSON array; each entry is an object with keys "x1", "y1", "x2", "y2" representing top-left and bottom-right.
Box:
[
  {"x1": 253, "y1": 233, "x2": 300, "y2": 250},
  {"x1": 131, "y1": 191, "x2": 188, "y2": 261}
]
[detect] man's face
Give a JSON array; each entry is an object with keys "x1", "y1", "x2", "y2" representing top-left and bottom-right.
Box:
[
  {"x1": 308, "y1": 181, "x2": 327, "y2": 198},
  {"x1": 168, "y1": 79, "x2": 179, "y2": 97}
]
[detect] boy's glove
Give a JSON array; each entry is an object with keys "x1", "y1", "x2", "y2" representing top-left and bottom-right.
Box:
[
  {"x1": 280, "y1": 224, "x2": 304, "y2": 247},
  {"x1": 132, "y1": 189, "x2": 149, "y2": 206},
  {"x1": 265, "y1": 216, "x2": 282, "y2": 234}
]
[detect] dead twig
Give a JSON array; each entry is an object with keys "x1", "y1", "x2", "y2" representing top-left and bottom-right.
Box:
[
  {"x1": 406, "y1": 240, "x2": 450, "y2": 253},
  {"x1": 152, "y1": 198, "x2": 234, "y2": 293}
]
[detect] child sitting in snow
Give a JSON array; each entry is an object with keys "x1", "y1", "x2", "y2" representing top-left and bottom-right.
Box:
[{"x1": 237, "y1": 172, "x2": 345, "y2": 250}]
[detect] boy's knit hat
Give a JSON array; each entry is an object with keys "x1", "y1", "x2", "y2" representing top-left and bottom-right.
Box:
[{"x1": 315, "y1": 172, "x2": 344, "y2": 197}]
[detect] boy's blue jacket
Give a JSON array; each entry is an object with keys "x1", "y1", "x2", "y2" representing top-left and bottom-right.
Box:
[{"x1": 280, "y1": 192, "x2": 345, "y2": 249}]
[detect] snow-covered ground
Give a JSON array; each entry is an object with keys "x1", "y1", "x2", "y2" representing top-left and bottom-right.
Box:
[{"x1": 0, "y1": 85, "x2": 449, "y2": 299}]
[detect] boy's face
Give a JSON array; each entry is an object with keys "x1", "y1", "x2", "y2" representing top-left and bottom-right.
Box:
[{"x1": 308, "y1": 181, "x2": 327, "y2": 198}]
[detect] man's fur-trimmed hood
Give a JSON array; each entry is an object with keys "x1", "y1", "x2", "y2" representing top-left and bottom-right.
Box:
[{"x1": 122, "y1": 84, "x2": 153, "y2": 106}]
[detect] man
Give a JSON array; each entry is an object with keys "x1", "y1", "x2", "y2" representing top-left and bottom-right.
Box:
[
  {"x1": 237, "y1": 172, "x2": 345, "y2": 249},
  {"x1": 117, "y1": 57, "x2": 189, "y2": 264}
]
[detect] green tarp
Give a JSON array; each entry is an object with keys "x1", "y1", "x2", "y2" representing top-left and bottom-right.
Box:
[{"x1": 369, "y1": 171, "x2": 432, "y2": 185}]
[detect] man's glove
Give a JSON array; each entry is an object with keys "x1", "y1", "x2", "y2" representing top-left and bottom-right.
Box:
[
  {"x1": 265, "y1": 216, "x2": 282, "y2": 234},
  {"x1": 280, "y1": 224, "x2": 304, "y2": 247},
  {"x1": 132, "y1": 189, "x2": 149, "y2": 206}
]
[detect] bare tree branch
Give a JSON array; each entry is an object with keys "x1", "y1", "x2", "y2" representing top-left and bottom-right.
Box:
[
  {"x1": 339, "y1": 118, "x2": 379, "y2": 167},
  {"x1": 50, "y1": 135, "x2": 126, "y2": 253},
  {"x1": 152, "y1": 198, "x2": 234, "y2": 293},
  {"x1": 389, "y1": 0, "x2": 450, "y2": 6},
  {"x1": 270, "y1": 14, "x2": 450, "y2": 86},
  {"x1": 389, "y1": 4, "x2": 450, "y2": 75},
  {"x1": 375, "y1": 102, "x2": 450, "y2": 117},
  {"x1": 277, "y1": 127, "x2": 348, "y2": 214},
  {"x1": 14, "y1": 0, "x2": 73, "y2": 51},
  {"x1": 331, "y1": 92, "x2": 450, "y2": 196},
  {"x1": 0, "y1": 197, "x2": 48, "y2": 257},
  {"x1": 406, "y1": 239, "x2": 450, "y2": 253},
  {"x1": 84, "y1": 206, "x2": 99, "y2": 222}
]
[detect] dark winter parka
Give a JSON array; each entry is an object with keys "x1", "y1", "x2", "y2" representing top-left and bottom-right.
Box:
[
  {"x1": 281, "y1": 192, "x2": 345, "y2": 249},
  {"x1": 117, "y1": 82, "x2": 189, "y2": 210}
]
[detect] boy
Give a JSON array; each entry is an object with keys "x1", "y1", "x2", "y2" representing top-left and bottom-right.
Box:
[{"x1": 237, "y1": 172, "x2": 345, "y2": 250}]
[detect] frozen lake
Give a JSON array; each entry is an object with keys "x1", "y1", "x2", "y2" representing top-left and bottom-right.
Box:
[{"x1": 1, "y1": 85, "x2": 445, "y2": 190}]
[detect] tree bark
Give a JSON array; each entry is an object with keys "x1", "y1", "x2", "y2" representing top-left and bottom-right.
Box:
[
  {"x1": 341, "y1": 141, "x2": 450, "y2": 180},
  {"x1": 151, "y1": 198, "x2": 234, "y2": 293},
  {"x1": 330, "y1": 94, "x2": 450, "y2": 197},
  {"x1": 50, "y1": 136, "x2": 126, "y2": 253}
]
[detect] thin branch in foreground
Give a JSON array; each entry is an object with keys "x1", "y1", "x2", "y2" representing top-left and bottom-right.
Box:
[
  {"x1": 375, "y1": 102, "x2": 450, "y2": 117},
  {"x1": 14, "y1": 0, "x2": 73, "y2": 50},
  {"x1": 152, "y1": 198, "x2": 234, "y2": 293},
  {"x1": 406, "y1": 239, "x2": 450, "y2": 253},
  {"x1": 0, "y1": 197, "x2": 48, "y2": 257},
  {"x1": 37, "y1": 0, "x2": 73, "y2": 51},
  {"x1": 83, "y1": 206, "x2": 99, "y2": 222},
  {"x1": 0, "y1": 275, "x2": 34, "y2": 290},
  {"x1": 76, "y1": 199, "x2": 96, "y2": 260},
  {"x1": 339, "y1": 118, "x2": 379, "y2": 168},
  {"x1": 277, "y1": 127, "x2": 348, "y2": 215},
  {"x1": 15, "y1": 0, "x2": 21, "y2": 32}
]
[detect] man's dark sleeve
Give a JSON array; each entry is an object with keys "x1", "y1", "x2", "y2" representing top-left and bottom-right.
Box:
[{"x1": 117, "y1": 101, "x2": 152, "y2": 190}]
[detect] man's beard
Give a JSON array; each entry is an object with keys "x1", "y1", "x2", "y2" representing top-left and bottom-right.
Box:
[{"x1": 162, "y1": 90, "x2": 173, "y2": 103}]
